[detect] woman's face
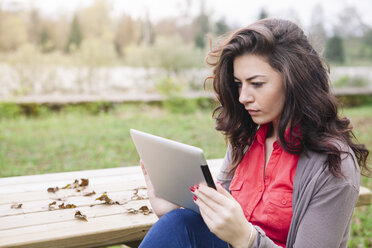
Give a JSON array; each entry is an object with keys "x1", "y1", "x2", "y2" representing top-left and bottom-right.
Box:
[{"x1": 233, "y1": 54, "x2": 285, "y2": 129}]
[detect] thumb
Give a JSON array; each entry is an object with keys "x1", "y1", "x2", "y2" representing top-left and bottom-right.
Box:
[{"x1": 216, "y1": 182, "x2": 234, "y2": 200}]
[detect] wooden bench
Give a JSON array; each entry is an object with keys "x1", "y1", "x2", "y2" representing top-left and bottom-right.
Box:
[{"x1": 0, "y1": 159, "x2": 370, "y2": 248}]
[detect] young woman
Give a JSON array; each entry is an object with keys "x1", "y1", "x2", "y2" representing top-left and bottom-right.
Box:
[{"x1": 138, "y1": 18, "x2": 370, "y2": 248}]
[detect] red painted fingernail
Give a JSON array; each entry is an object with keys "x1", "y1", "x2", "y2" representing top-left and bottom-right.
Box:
[
  {"x1": 190, "y1": 186, "x2": 195, "y2": 192},
  {"x1": 195, "y1": 184, "x2": 199, "y2": 189},
  {"x1": 193, "y1": 195, "x2": 198, "y2": 201}
]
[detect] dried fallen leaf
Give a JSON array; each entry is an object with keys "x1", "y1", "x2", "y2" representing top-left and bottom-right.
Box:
[
  {"x1": 139, "y1": 205, "x2": 153, "y2": 215},
  {"x1": 127, "y1": 208, "x2": 138, "y2": 214},
  {"x1": 58, "y1": 203, "x2": 77, "y2": 209},
  {"x1": 61, "y1": 178, "x2": 89, "y2": 190},
  {"x1": 62, "y1": 183, "x2": 71, "y2": 189},
  {"x1": 47, "y1": 187, "x2": 59, "y2": 193},
  {"x1": 95, "y1": 192, "x2": 119, "y2": 205},
  {"x1": 74, "y1": 210, "x2": 88, "y2": 221},
  {"x1": 131, "y1": 187, "x2": 148, "y2": 200},
  {"x1": 80, "y1": 178, "x2": 89, "y2": 187},
  {"x1": 84, "y1": 191, "x2": 96, "y2": 196},
  {"x1": 126, "y1": 205, "x2": 153, "y2": 215},
  {"x1": 11, "y1": 203, "x2": 23, "y2": 209},
  {"x1": 71, "y1": 179, "x2": 79, "y2": 188},
  {"x1": 48, "y1": 201, "x2": 57, "y2": 210},
  {"x1": 131, "y1": 195, "x2": 147, "y2": 200}
]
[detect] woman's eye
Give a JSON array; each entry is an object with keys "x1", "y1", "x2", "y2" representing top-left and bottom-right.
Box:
[
  {"x1": 252, "y1": 82, "x2": 263, "y2": 87},
  {"x1": 234, "y1": 81, "x2": 242, "y2": 88}
]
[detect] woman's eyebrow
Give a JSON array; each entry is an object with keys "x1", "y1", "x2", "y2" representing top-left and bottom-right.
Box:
[{"x1": 233, "y1": 74, "x2": 267, "y2": 81}]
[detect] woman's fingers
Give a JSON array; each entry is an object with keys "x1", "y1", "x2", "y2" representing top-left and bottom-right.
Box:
[
  {"x1": 216, "y1": 182, "x2": 235, "y2": 200},
  {"x1": 139, "y1": 159, "x2": 147, "y2": 175},
  {"x1": 139, "y1": 160, "x2": 154, "y2": 191},
  {"x1": 193, "y1": 184, "x2": 232, "y2": 210},
  {"x1": 197, "y1": 200, "x2": 216, "y2": 227},
  {"x1": 192, "y1": 185, "x2": 236, "y2": 222}
]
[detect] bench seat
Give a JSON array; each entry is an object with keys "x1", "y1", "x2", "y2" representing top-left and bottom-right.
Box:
[{"x1": 0, "y1": 159, "x2": 370, "y2": 248}]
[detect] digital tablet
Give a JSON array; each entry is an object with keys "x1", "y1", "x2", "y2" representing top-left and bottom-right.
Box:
[{"x1": 130, "y1": 129, "x2": 216, "y2": 214}]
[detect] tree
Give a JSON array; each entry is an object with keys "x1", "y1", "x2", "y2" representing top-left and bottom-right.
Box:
[
  {"x1": 139, "y1": 11, "x2": 155, "y2": 45},
  {"x1": 214, "y1": 18, "x2": 229, "y2": 36},
  {"x1": 114, "y1": 14, "x2": 140, "y2": 57},
  {"x1": 193, "y1": 0, "x2": 210, "y2": 49},
  {"x1": 0, "y1": 12, "x2": 28, "y2": 51},
  {"x1": 39, "y1": 26, "x2": 54, "y2": 53},
  {"x1": 78, "y1": 0, "x2": 113, "y2": 42},
  {"x1": 325, "y1": 35, "x2": 345, "y2": 64},
  {"x1": 307, "y1": 4, "x2": 327, "y2": 53},
  {"x1": 335, "y1": 6, "x2": 364, "y2": 38},
  {"x1": 65, "y1": 14, "x2": 83, "y2": 53},
  {"x1": 47, "y1": 15, "x2": 70, "y2": 52},
  {"x1": 124, "y1": 35, "x2": 203, "y2": 72},
  {"x1": 360, "y1": 27, "x2": 372, "y2": 59},
  {"x1": 258, "y1": 8, "x2": 268, "y2": 20},
  {"x1": 333, "y1": 7, "x2": 366, "y2": 64},
  {"x1": 27, "y1": 8, "x2": 42, "y2": 45}
]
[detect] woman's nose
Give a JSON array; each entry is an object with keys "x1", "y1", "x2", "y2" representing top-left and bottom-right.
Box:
[{"x1": 238, "y1": 84, "x2": 254, "y2": 105}]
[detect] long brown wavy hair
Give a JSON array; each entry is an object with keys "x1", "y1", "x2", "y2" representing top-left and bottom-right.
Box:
[{"x1": 206, "y1": 18, "x2": 370, "y2": 177}]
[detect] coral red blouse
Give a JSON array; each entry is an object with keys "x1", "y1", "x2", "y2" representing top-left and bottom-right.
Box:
[{"x1": 229, "y1": 124, "x2": 299, "y2": 247}]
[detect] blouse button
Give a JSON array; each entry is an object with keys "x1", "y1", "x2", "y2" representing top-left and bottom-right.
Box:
[{"x1": 281, "y1": 200, "x2": 287, "y2": 205}]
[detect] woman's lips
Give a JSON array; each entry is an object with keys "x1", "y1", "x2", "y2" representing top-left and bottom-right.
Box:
[{"x1": 247, "y1": 109, "x2": 260, "y2": 116}]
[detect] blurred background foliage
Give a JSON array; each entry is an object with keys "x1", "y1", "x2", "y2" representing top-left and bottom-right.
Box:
[
  {"x1": 0, "y1": 1, "x2": 372, "y2": 65},
  {"x1": 0, "y1": 0, "x2": 372, "y2": 97}
]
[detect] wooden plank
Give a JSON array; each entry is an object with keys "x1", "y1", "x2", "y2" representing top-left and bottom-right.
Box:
[
  {"x1": 0, "y1": 159, "x2": 222, "y2": 194},
  {"x1": 356, "y1": 186, "x2": 372, "y2": 207},
  {"x1": 0, "y1": 166, "x2": 142, "y2": 187},
  {"x1": 0, "y1": 181, "x2": 146, "y2": 205},
  {"x1": 332, "y1": 87, "x2": 372, "y2": 96},
  {"x1": 0, "y1": 189, "x2": 148, "y2": 217},
  {"x1": 0, "y1": 92, "x2": 216, "y2": 105},
  {"x1": 1, "y1": 88, "x2": 372, "y2": 105},
  {"x1": 0, "y1": 199, "x2": 152, "y2": 231},
  {"x1": 0, "y1": 211, "x2": 158, "y2": 248},
  {"x1": 0, "y1": 174, "x2": 145, "y2": 195}
]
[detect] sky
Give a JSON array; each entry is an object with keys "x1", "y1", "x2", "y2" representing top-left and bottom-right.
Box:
[{"x1": 2, "y1": 0, "x2": 372, "y2": 30}]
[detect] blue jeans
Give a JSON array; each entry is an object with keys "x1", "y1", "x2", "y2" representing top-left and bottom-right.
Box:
[{"x1": 139, "y1": 208, "x2": 229, "y2": 248}]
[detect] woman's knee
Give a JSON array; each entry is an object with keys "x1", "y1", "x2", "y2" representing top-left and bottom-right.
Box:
[{"x1": 159, "y1": 208, "x2": 203, "y2": 229}]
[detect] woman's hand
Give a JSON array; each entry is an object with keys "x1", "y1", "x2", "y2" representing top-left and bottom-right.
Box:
[
  {"x1": 192, "y1": 183, "x2": 257, "y2": 248},
  {"x1": 140, "y1": 160, "x2": 179, "y2": 217}
]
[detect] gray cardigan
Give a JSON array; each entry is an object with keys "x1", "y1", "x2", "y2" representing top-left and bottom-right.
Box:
[{"x1": 217, "y1": 144, "x2": 361, "y2": 248}]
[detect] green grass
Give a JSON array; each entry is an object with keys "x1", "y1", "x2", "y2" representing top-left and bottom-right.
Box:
[
  {"x1": 0, "y1": 102, "x2": 371, "y2": 247},
  {"x1": 0, "y1": 103, "x2": 226, "y2": 177},
  {"x1": 341, "y1": 106, "x2": 372, "y2": 247}
]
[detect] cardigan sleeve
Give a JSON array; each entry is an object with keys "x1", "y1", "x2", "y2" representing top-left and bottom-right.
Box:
[
  {"x1": 216, "y1": 144, "x2": 234, "y2": 191},
  {"x1": 292, "y1": 183, "x2": 359, "y2": 247},
  {"x1": 288, "y1": 147, "x2": 361, "y2": 248},
  {"x1": 290, "y1": 148, "x2": 361, "y2": 248}
]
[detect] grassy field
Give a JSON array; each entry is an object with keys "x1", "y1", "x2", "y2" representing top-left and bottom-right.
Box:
[{"x1": 0, "y1": 102, "x2": 371, "y2": 247}]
